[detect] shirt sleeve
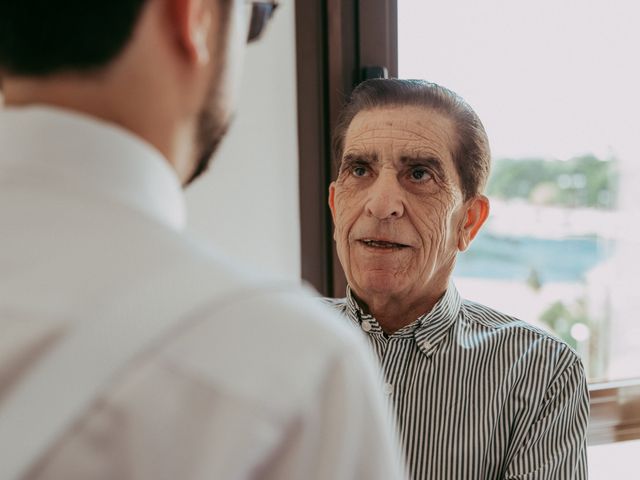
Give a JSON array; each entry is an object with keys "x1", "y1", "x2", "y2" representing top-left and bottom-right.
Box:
[
  {"x1": 503, "y1": 357, "x2": 590, "y2": 479},
  {"x1": 257, "y1": 338, "x2": 408, "y2": 480}
]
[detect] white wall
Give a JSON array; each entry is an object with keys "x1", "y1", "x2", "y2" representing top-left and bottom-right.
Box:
[
  {"x1": 589, "y1": 440, "x2": 640, "y2": 478},
  {"x1": 185, "y1": 0, "x2": 301, "y2": 279}
]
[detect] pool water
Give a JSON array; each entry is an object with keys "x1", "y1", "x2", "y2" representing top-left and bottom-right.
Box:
[{"x1": 455, "y1": 232, "x2": 613, "y2": 283}]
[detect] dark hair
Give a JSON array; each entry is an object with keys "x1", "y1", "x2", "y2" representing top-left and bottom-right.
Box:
[
  {"x1": 0, "y1": 1, "x2": 149, "y2": 75},
  {"x1": 332, "y1": 79, "x2": 491, "y2": 200}
]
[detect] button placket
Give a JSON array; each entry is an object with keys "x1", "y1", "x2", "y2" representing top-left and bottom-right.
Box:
[{"x1": 380, "y1": 336, "x2": 404, "y2": 399}]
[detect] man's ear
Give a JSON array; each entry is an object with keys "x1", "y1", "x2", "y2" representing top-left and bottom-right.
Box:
[
  {"x1": 458, "y1": 195, "x2": 489, "y2": 251},
  {"x1": 170, "y1": 0, "x2": 212, "y2": 65},
  {"x1": 328, "y1": 182, "x2": 337, "y2": 222}
]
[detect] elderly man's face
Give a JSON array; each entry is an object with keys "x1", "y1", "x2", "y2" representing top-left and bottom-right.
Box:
[{"x1": 329, "y1": 106, "x2": 472, "y2": 307}]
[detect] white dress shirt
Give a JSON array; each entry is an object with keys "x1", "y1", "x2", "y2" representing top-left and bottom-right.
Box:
[{"x1": 0, "y1": 107, "x2": 406, "y2": 480}]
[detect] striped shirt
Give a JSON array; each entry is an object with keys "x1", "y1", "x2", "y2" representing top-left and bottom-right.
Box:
[{"x1": 325, "y1": 284, "x2": 589, "y2": 479}]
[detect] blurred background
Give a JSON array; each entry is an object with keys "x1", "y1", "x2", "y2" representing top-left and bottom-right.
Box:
[{"x1": 399, "y1": 0, "x2": 640, "y2": 386}]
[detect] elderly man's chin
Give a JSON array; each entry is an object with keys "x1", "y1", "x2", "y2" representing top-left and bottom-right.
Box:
[
  {"x1": 349, "y1": 259, "x2": 416, "y2": 299},
  {"x1": 353, "y1": 271, "x2": 409, "y2": 297}
]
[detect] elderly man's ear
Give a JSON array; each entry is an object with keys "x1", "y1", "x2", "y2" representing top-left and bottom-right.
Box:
[
  {"x1": 457, "y1": 195, "x2": 490, "y2": 252},
  {"x1": 328, "y1": 182, "x2": 336, "y2": 219}
]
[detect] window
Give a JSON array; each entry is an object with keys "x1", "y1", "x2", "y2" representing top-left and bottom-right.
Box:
[
  {"x1": 399, "y1": 0, "x2": 640, "y2": 386},
  {"x1": 296, "y1": 0, "x2": 640, "y2": 453}
]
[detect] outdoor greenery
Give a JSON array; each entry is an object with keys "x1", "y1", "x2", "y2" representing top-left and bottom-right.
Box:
[
  {"x1": 539, "y1": 300, "x2": 588, "y2": 350},
  {"x1": 486, "y1": 154, "x2": 618, "y2": 209},
  {"x1": 539, "y1": 297, "x2": 606, "y2": 380}
]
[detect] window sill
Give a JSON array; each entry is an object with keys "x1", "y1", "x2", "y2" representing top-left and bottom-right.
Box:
[{"x1": 588, "y1": 380, "x2": 640, "y2": 445}]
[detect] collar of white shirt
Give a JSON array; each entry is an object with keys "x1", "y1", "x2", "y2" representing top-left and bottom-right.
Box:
[{"x1": 0, "y1": 105, "x2": 186, "y2": 231}]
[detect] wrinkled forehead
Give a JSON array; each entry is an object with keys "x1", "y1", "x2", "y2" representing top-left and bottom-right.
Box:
[{"x1": 343, "y1": 106, "x2": 458, "y2": 165}]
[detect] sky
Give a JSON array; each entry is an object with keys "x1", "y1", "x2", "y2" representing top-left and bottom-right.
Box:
[{"x1": 398, "y1": 0, "x2": 640, "y2": 162}]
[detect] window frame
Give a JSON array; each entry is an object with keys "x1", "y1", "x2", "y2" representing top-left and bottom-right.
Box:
[
  {"x1": 296, "y1": 0, "x2": 397, "y2": 298},
  {"x1": 295, "y1": 0, "x2": 640, "y2": 445}
]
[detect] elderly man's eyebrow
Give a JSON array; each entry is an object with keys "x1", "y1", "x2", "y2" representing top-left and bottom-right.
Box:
[{"x1": 341, "y1": 152, "x2": 379, "y2": 166}]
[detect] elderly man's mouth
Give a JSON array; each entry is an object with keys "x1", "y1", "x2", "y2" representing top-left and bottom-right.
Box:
[{"x1": 359, "y1": 239, "x2": 410, "y2": 250}]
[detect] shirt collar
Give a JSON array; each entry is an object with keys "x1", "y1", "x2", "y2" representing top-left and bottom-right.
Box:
[
  {"x1": 345, "y1": 283, "x2": 462, "y2": 356},
  {"x1": 0, "y1": 106, "x2": 186, "y2": 230},
  {"x1": 413, "y1": 284, "x2": 462, "y2": 356}
]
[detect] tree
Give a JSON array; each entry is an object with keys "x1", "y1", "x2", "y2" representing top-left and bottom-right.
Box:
[{"x1": 486, "y1": 155, "x2": 618, "y2": 209}]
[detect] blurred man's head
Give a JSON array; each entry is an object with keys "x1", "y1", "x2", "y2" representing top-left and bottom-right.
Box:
[
  {"x1": 0, "y1": 0, "x2": 277, "y2": 185},
  {"x1": 329, "y1": 79, "x2": 491, "y2": 328}
]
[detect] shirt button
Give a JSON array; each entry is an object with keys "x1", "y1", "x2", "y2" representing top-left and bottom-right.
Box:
[
  {"x1": 383, "y1": 383, "x2": 394, "y2": 395},
  {"x1": 422, "y1": 340, "x2": 432, "y2": 350},
  {"x1": 361, "y1": 320, "x2": 372, "y2": 332}
]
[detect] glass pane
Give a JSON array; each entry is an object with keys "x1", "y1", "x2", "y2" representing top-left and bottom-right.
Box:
[{"x1": 398, "y1": 0, "x2": 640, "y2": 382}]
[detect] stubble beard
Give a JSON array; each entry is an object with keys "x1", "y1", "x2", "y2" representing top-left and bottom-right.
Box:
[
  {"x1": 183, "y1": 0, "x2": 235, "y2": 187},
  {"x1": 183, "y1": 78, "x2": 231, "y2": 186}
]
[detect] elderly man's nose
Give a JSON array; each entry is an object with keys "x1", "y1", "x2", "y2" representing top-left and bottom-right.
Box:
[{"x1": 365, "y1": 175, "x2": 405, "y2": 219}]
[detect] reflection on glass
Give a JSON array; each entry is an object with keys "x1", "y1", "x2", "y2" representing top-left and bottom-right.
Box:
[{"x1": 399, "y1": 0, "x2": 640, "y2": 383}]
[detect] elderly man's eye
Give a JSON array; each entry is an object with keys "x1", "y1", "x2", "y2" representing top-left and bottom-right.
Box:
[
  {"x1": 410, "y1": 168, "x2": 431, "y2": 182},
  {"x1": 352, "y1": 166, "x2": 368, "y2": 177}
]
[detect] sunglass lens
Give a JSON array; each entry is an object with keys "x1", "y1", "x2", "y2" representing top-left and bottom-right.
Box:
[{"x1": 247, "y1": 3, "x2": 278, "y2": 43}]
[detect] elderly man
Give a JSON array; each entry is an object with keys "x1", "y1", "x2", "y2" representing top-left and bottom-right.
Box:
[
  {"x1": 0, "y1": 2, "x2": 405, "y2": 479},
  {"x1": 327, "y1": 79, "x2": 589, "y2": 479}
]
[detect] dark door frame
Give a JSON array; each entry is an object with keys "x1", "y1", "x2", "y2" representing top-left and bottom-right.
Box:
[{"x1": 296, "y1": 0, "x2": 398, "y2": 297}]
